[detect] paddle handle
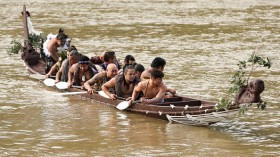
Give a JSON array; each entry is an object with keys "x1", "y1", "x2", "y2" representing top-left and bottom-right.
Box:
[
  {"x1": 52, "y1": 91, "x2": 87, "y2": 96},
  {"x1": 132, "y1": 100, "x2": 141, "y2": 104}
]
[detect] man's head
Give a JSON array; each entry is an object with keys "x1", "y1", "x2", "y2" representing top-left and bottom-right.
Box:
[
  {"x1": 134, "y1": 63, "x2": 145, "y2": 78},
  {"x1": 124, "y1": 55, "x2": 136, "y2": 66},
  {"x1": 123, "y1": 65, "x2": 136, "y2": 82},
  {"x1": 106, "y1": 63, "x2": 118, "y2": 78},
  {"x1": 150, "y1": 70, "x2": 164, "y2": 86},
  {"x1": 67, "y1": 45, "x2": 77, "y2": 58},
  {"x1": 56, "y1": 32, "x2": 68, "y2": 46},
  {"x1": 69, "y1": 50, "x2": 80, "y2": 65},
  {"x1": 104, "y1": 51, "x2": 116, "y2": 63},
  {"x1": 78, "y1": 55, "x2": 90, "y2": 72},
  {"x1": 151, "y1": 57, "x2": 166, "y2": 71}
]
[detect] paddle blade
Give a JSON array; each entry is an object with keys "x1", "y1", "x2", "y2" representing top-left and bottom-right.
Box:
[
  {"x1": 43, "y1": 78, "x2": 55, "y2": 86},
  {"x1": 29, "y1": 74, "x2": 46, "y2": 80},
  {"x1": 98, "y1": 91, "x2": 110, "y2": 99},
  {"x1": 116, "y1": 101, "x2": 130, "y2": 110},
  {"x1": 55, "y1": 82, "x2": 68, "y2": 90}
]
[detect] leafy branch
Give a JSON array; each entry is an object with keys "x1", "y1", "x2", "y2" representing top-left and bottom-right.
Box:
[
  {"x1": 7, "y1": 33, "x2": 45, "y2": 54},
  {"x1": 215, "y1": 52, "x2": 272, "y2": 112}
]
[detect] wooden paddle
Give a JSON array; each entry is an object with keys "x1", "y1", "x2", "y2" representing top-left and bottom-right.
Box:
[
  {"x1": 116, "y1": 100, "x2": 141, "y2": 110},
  {"x1": 43, "y1": 78, "x2": 55, "y2": 86},
  {"x1": 55, "y1": 82, "x2": 82, "y2": 90},
  {"x1": 30, "y1": 74, "x2": 55, "y2": 80},
  {"x1": 98, "y1": 90, "x2": 138, "y2": 110},
  {"x1": 29, "y1": 74, "x2": 46, "y2": 80},
  {"x1": 98, "y1": 90, "x2": 111, "y2": 99},
  {"x1": 52, "y1": 91, "x2": 87, "y2": 96}
]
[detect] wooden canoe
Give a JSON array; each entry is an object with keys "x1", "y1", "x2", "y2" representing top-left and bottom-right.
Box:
[{"x1": 21, "y1": 5, "x2": 240, "y2": 126}]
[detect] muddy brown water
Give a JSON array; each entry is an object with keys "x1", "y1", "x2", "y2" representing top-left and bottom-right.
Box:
[{"x1": 0, "y1": 0, "x2": 279, "y2": 156}]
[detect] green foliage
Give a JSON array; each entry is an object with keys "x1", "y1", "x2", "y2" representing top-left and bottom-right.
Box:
[
  {"x1": 214, "y1": 98, "x2": 232, "y2": 111},
  {"x1": 7, "y1": 40, "x2": 23, "y2": 54},
  {"x1": 7, "y1": 33, "x2": 45, "y2": 55},
  {"x1": 28, "y1": 33, "x2": 45, "y2": 49},
  {"x1": 215, "y1": 52, "x2": 272, "y2": 112}
]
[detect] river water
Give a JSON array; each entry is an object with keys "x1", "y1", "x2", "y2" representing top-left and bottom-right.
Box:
[{"x1": 0, "y1": 0, "x2": 279, "y2": 156}]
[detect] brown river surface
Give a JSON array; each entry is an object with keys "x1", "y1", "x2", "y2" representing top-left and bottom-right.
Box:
[{"x1": 0, "y1": 0, "x2": 279, "y2": 156}]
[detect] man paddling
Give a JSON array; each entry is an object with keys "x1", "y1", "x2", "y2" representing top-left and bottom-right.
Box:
[
  {"x1": 55, "y1": 48, "x2": 80, "y2": 83},
  {"x1": 102, "y1": 65, "x2": 140, "y2": 99},
  {"x1": 129, "y1": 70, "x2": 167, "y2": 105},
  {"x1": 67, "y1": 55, "x2": 98, "y2": 87},
  {"x1": 84, "y1": 63, "x2": 118, "y2": 94}
]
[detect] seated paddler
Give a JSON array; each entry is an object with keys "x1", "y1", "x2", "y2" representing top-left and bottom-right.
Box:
[
  {"x1": 67, "y1": 55, "x2": 98, "y2": 88},
  {"x1": 129, "y1": 70, "x2": 167, "y2": 105},
  {"x1": 101, "y1": 65, "x2": 140, "y2": 100},
  {"x1": 55, "y1": 48, "x2": 80, "y2": 83},
  {"x1": 46, "y1": 45, "x2": 77, "y2": 78},
  {"x1": 84, "y1": 63, "x2": 118, "y2": 94}
]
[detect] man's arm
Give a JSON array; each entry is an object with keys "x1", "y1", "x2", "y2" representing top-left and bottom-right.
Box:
[
  {"x1": 67, "y1": 63, "x2": 77, "y2": 87},
  {"x1": 144, "y1": 85, "x2": 167, "y2": 104},
  {"x1": 84, "y1": 72, "x2": 104, "y2": 94},
  {"x1": 101, "y1": 77, "x2": 117, "y2": 100},
  {"x1": 55, "y1": 60, "x2": 66, "y2": 83},
  {"x1": 166, "y1": 87, "x2": 176, "y2": 95},
  {"x1": 131, "y1": 82, "x2": 143, "y2": 101},
  {"x1": 46, "y1": 62, "x2": 58, "y2": 78}
]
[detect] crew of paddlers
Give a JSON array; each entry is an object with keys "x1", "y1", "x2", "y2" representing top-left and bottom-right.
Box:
[{"x1": 40, "y1": 27, "x2": 176, "y2": 106}]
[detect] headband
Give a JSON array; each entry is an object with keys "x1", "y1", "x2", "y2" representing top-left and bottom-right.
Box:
[{"x1": 79, "y1": 61, "x2": 90, "y2": 64}]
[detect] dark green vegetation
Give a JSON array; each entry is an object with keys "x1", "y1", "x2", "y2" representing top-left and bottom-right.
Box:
[
  {"x1": 7, "y1": 33, "x2": 45, "y2": 54},
  {"x1": 215, "y1": 52, "x2": 272, "y2": 113}
]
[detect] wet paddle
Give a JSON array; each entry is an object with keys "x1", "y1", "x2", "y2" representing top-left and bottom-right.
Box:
[
  {"x1": 43, "y1": 78, "x2": 55, "y2": 86},
  {"x1": 30, "y1": 74, "x2": 55, "y2": 80},
  {"x1": 29, "y1": 74, "x2": 46, "y2": 80},
  {"x1": 55, "y1": 82, "x2": 82, "y2": 90},
  {"x1": 52, "y1": 91, "x2": 87, "y2": 96},
  {"x1": 98, "y1": 90, "x2": 111, "y2": 99},
  {"x1": 116, "y1": 100, "x2": 141, "y2": 110}
]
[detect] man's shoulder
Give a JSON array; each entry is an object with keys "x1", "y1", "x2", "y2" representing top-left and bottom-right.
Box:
[
  {"x1": 138, "y1": 80, "x2": 148, "y2": 87},
  {"x1": 160, "y1": 83, "x2": 168, "y2": 90},
  {"x1": 95, "y1": 71, "x2": 105, "y2": 77}
]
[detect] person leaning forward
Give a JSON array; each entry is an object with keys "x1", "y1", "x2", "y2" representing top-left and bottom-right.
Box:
[
  {"x1": 84, "y1": 63, "x2": 118, "y2": 94},
  {"x1": 55, "y1": 48, "x2": 80, "y2": 83},
  {"x1": 130, "y1": 70, "x2": 167, "y2": 105},
  {"x1": 67, "y1": 55, "x2": 98, "y2": 88},
  {"x1": 102, "y1": 65, "x2": 140, "y2": 100}
]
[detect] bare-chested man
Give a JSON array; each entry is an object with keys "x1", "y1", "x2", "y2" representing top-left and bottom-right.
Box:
[
  {"x1": 140, "y1": 57, "x2": 176, "y2": 97},
  {"x1": 102, "y1": 65, "x2": 140, "y2": 99},
  {"x1": 43, "y1": 29, "x2": 68, "y2": 73},
  {"x1": 84, "y1": 63, "x2": 118, "y2": 94},
  {"x1": 67, "y1": 55, "x2": 98, "y2": 87},
  {"x1": 130, "y1": 70, "x2": 167, "y2": 104}
]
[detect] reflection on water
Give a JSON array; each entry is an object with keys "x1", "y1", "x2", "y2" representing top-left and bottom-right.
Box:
[{"x1": 0, "y1": 0, "x2": 279, "y2": 156}]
